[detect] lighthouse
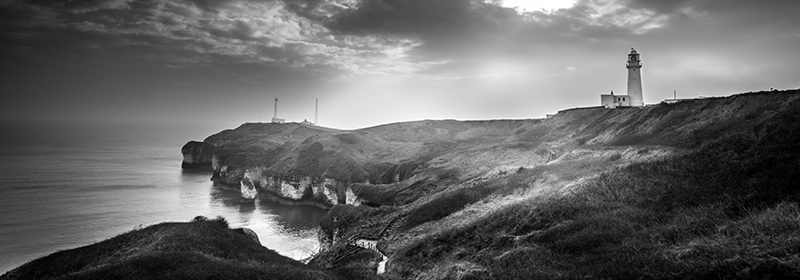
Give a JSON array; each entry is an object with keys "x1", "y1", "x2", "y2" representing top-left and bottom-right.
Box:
[
  {"x1": 626, "y1": 48, "x2": 644, "y2": 106},
  {"x1": 601, "y1": 48, "x2": 646, "y2": 108}
]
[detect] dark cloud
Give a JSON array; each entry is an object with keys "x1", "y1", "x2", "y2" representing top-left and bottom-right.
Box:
[
  {"x1": 1, "y1": 0, "x2": 798, "y2": 126},
  {"x1": 280, "y1": 0, "x2": 332, "y2": 21},
  {"x1": 320, "y1": 0, "x2": 522, "y2": 61},
  {"x1": 20, "y1": 0, "x2": 135, "y2": 12},
  {"x1": 63, "y1": 0, "x2": 134, "y2": 11},
  {"x1": 207, "y1": 20, "x2": 257, "y2": 41},
  {"x1": 326, "y1": 0, "x2": 519, "y2": 37},
  {"x1": 0, "y1": 1, "x2": 61, "y2": 29},
  {"x1": 619, "y1": 0, "x2": 800, "y2": 30},
  {"x1": 625, "y1": 0, "x2": 693, "y2": 14},
  {"x1": 179, "y1": 0, "x2": 236, "y2": 12},
  {"x1": 5, "y1": 0, "x2": 798, "y2": 79}
]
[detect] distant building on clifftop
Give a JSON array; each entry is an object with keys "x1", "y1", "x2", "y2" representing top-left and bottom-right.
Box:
[{"x1": 601, "y1": 48, "x2": 645, "y2": 108}]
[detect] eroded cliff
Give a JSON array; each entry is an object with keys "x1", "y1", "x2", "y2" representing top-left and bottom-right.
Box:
[
  {"x1": 181, "y1": 141, "x2": 216, "y2": 169},
  {"x1": 181, "y1": 90, "x2": 800, "y2": 279}
]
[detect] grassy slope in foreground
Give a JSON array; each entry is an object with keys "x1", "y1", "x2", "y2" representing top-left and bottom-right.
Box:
[{"x1": 0, "y1": 217, "x2": 375, "y2": 280}]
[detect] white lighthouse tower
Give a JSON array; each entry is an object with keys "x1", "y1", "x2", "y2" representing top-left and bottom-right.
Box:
[{"x1": 626, "y1": 48, "x2": 644, "y2": 106}]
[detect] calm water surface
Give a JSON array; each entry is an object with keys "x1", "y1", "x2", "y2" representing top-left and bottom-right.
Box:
[{"x1": 0, "y1": 121, "x2": 328, "y2": 274}]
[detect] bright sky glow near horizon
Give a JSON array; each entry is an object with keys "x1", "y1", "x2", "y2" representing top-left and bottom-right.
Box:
[{"x1": 1, "y1": 0, "x2": 799, "y2": 130}]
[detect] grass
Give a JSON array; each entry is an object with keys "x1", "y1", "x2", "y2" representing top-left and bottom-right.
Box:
[
  {"x1": 395, "y1": 196, "x2": 800, "y2": 279},
  {"x1": 1, "y1": 216, "x2": 349, "y2": 280},
  {"x1": 399, "y1": 184, "x2": 495, "y2": 231},
  {"x1": 386, "y1": 91, "x2": 800, "y2": 279},
  {"x1": 308, "y1": 242, "x2": 382, "y2": 280}
]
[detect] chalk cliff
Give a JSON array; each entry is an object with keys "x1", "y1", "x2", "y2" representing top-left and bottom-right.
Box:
[
  {"x1": 178, "y1": 90, "x2": 800, "y2": 279},
  {"x1": 180, "y1": 141, "x2": 216, "y2": 168},
  {"x1": 189, "y1": 92, "x2": 800, "y2": 210}
]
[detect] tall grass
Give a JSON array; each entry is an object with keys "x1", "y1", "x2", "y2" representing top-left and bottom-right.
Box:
[
  {"x1": 387, "y1": 95, "x2": 800, "y2": 279},
  {"x1": 2, "y1": 217, "x2": 345, "y2": 280},
  {"x1": 400, "y1": 184, "x2": 494, "y2": 231}
]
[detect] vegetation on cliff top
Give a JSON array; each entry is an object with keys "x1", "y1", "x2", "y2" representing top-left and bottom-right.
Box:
[
  {"x1": 312, "y1": 90, "x2": 800, "y2": 279},
  {"x1": 389, "y1": 100, "x2": 800, "y2": 279},
  {"x1": 20, "y1": 90, "x2": 797, "y2": 279},
  {"x1": 0, "y1": 217, "x2": 372, "y2": 280}
]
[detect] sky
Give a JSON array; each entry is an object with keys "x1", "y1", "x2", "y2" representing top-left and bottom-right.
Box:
[{"x1": 1, "y1": 0, "x2": 798, "y2": 130}]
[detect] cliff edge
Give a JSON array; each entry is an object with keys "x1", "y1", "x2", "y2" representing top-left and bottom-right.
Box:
[
  {"x1": 5, "y1": 90, "x2": 799, "y2": 279},
  {"x1": 172, "y1": 90, "x2": 800, "y2": 279}
]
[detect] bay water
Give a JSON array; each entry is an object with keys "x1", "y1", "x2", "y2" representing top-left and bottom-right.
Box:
[{"x1": 0, "y1": 120, "x2": 328, "y2": 274}]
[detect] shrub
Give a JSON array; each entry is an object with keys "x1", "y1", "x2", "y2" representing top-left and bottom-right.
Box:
[
  {"x1": 211, "y1": 216, "x2": 229, "y2": 228},
  {"x1": 192, "y1": 216, "x2": 208, "y2": 222}
]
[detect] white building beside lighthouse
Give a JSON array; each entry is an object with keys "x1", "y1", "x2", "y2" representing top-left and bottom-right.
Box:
[{"x1": 601, "y1": 48, "x2": 645, "y2": 108}]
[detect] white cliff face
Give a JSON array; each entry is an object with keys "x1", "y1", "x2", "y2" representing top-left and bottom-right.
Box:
[
  {"x1": 239, "y1": 167, "x2": 343, "y2": 207},
  {"x1": 241, "y1": 177, "x2": 257, "y2": 200},
  {"x1": 319, "y1": 178, "x2": 340, "y2": 205},
  {"x1": 279, "y1": 180, "x2": 306, "y2": 200},
  {"x1": 212, "y1": 154, "x2": 223, "y2": 171},
  {"x1": 345, "y1": 186, "x2": 362, "y2": 206}
]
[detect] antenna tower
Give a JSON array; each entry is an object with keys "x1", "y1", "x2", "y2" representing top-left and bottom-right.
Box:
[
  {"x1": 315, "y1": 98, "x2": 318, "y2": 125},
  {"x1": 273, "y1": 98, "x2": 278, "y2": 118}
]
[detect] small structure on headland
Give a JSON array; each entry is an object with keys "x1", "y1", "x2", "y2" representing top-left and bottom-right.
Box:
[
  {"x1": 299, "y1": 99, "x2": 320, "y2": 126},
  {"x1": 662, "y1": 90, "x2": 710, "y2": 104},
  {"x1": 600, "y1": 90, "x2": 630, "y2": 108},
  {"x1": 601, "y1": 48, "x2": 645, "y2": 108},
  {"x1": 662, "y1": 90, "x2": 682, "y2": 104},
  {"x1": 270, "y1": 98, "x2": 319, "y2": 125}
]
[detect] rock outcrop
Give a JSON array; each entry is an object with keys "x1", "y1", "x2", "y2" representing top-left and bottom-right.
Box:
[
  {"x1": 211, "y1": 149, "x2": 252, "y2": 185},
  {"x1": 241, "y1": 168, "x2": 344, "y2": 207},
  {"x1": 181, "y1": 141, "x2": 216, "y2": 169}
]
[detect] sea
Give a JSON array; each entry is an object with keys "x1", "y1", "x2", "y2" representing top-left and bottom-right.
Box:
[{"x1": 0, "y1": 120, "x2": 328, "y2": 274}]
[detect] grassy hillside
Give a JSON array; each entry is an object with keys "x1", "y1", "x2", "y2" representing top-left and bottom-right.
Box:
[
  {"x1": 0, "y1": 217, "x2": 369, "y2": 280},
  {"x1": 385, "y1": 97, "x2": 800, "y2": 279},
  {"x1": 308, "y1": 90, "x2": 800, "y2": 279},
  {"x1": 205, "y1": 92, "x2": 798, "y2": 189},
  {"x1": 13, "y1": 90, "x2": 798, "y2": 279}
]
